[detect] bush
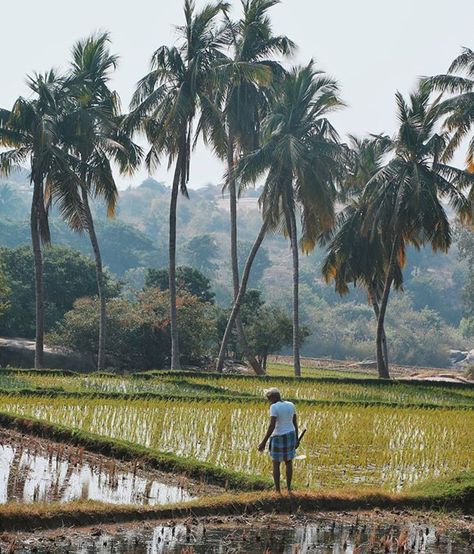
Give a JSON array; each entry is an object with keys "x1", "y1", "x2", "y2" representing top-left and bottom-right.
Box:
[
  {"x1": 299, "y1": 290, "x2": 465, "y2": 367},
  {"x1": 50, "y1": 288, "x2": 217, "y2": 370}
]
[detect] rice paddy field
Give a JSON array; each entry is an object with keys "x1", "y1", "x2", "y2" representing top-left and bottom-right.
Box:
[{"x1": 0, "y1": 364, "x2": 473, "y2": 493}]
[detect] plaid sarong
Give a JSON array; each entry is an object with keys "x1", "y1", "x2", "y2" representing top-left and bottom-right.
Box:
[{"x1": 269, "y1": 430, "x2": 296, "y2": 462}]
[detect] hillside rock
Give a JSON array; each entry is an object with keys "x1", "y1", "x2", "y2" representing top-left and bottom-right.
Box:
[
  {"x1": 0, "y1": 337, "x2": 95, "y2": 372},
  {"x1": 450, "y1": 348, "x2": 474, "y2": 368}
]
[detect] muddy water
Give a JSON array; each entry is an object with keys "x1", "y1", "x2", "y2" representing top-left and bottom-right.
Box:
[
  {"x1": 8, "y1": 519, "x2": 473, "y2": 553},
  {"x1": 0, "y1": 429, "x2": 197, "y2": 505}
]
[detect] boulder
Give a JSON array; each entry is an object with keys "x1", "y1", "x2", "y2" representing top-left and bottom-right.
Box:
[
  {"x1": 0, "y1": 337, "x2": 95, "y2": 372},
  {"x1": 449, "y1": 349, "x2": 468, "y2": 364},
  {"x1": 466, "y1": 349, "x2": 474, "y2": 363}
]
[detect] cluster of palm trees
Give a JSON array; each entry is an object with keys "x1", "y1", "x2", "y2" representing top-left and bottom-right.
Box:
[
  {"x1": 1, "y1": 0, "x2": 473, "y2": 378},
  {"x1": 0, "y1": 35, "x2": 141, "y2": 369}
]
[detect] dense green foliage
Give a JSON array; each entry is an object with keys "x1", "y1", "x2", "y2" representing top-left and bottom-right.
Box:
[
  {"x1": 0, "y1": 214, "x2": 161, "y2": 277},
  {"x1": 145, "y1": 266, "x2": 215, "y2": 303},
  {"x1": 457, "y1": 225, "x2": 474, "y2": 338},
  {"x1": 51, "y1": 288, "x2": 216, "y2": 369},
  {"x1": 0, "y1": 246, "x2": 119, "y2": 338},
  {"x1": 0, "y1": 265, "x2": 10, "y2": 320}
]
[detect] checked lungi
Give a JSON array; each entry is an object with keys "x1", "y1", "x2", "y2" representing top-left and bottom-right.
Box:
[{"x1": 268, "y1": 430, "x2": 296, "y2": 462}]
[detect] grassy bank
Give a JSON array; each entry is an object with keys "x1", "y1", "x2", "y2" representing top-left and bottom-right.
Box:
[
  {"x1": 1, "y1": 368, "x2": 473, "y2": 409},
  {"x1": 0, "y1": 473, "x2": 472, "y2": 532}
]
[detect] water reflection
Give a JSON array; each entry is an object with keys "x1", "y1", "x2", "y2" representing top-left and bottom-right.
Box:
[
  {"x1": 0, "y1": 441, "x2": 195, "y2": 505},
  {"x1": 10, "y1": 520, "x2": 472, "y2": 553}
]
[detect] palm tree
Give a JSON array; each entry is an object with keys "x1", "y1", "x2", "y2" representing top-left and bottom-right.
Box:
[
  {"x1": 322, "y1": 200, "x2": 403, "y2": 375},
  {"x1": 342, "y1": 134, "x2": 392, "y2": 198},
  {"x1": 363, "y1": 84, "x2": 474, "y2": 378},
  {"x1": 60, "y1": 32, "x2": 141, "y2": 370},
  {"x1": 128, "y1": 0, "x2": 229, "y2": 369},
  {"x1": 217, "y1": 62, "x2": 346, "y2": 375},
  {"x1": 426, "y1": 47, "x2": 474, "y2": 172},
  {"x1": 209, "y1": 0, "x2": 294, "y2": 374},
  {"x1": 0, "y1": 72, "x2": 83, "y2": 368},
  {"x1": 322, "y1": 135, "x2": 398, "y2": 376}
]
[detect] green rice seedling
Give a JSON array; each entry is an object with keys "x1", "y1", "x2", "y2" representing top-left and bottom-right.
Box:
[
  {"x1": 8, "y1": 371, "x2": 474, "y2": 409},
  {"x1": 0, "y1": 394, "x2": 471, "y2": 492}
]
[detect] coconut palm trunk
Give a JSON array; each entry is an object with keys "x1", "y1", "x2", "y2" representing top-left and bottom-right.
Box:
[
  {"x1": 288, "y1": 209, "x2": 301, "y2": 377},
  {"x1": 30, "y1": 178, "x2": 45, "y2": 369},
  {"x1": 81, "y1": 188, "x2": 107, "y2": 371},
  {"x1": 375, "y1": 242, "x2": 398, "y2": 379},
  {"x1": 227, "y1": 134, "x2": 264, "y2": 375},
  {"x1": 169, "y1": 149, "x2": 183, "y2": 371},
  {"x1": 217, "y1": 219, "x2": 268, "y2": 373},
  {"x1": 368, "y1": 284, "x2": 389, "y2": 370},
  {"x1": 376, "y1": 280, "x2": 392, "y2": 379}
]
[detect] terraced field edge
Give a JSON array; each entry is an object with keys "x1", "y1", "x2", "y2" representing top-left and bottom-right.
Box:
[
  {"x1": 0, "y1": 479, "x2": 472, "y2": 532},
  {"x1": 0, "y1": 411, "x2": 272, "y2": 492}
]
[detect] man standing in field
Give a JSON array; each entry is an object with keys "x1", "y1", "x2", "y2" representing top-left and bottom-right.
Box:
[{"x1": 258, "y1": 387, "x2": 298, "y2": 494}]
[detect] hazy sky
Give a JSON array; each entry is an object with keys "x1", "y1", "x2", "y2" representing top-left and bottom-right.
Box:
[{"x1": 1, "y1": 0, "x2": 473, "y2": 189}]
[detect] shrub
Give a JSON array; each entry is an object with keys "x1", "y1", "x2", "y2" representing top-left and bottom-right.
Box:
[{"x1": 51, "y1": 289, "x2": 217, "y2": 370}]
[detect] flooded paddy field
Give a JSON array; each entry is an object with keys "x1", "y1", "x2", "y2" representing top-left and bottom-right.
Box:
[
  {"x1": 1, "y1": 394, "x2": 472, "y2": 491},
  {"x1": 0, "y1": 427, "x2": 218, "y2": 506},
  {"x1": 5, "y1": 512, "x2": 474, "y2": 553}
]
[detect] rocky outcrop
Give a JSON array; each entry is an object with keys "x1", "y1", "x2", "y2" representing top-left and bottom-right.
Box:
[
  {"x1": 450, "y1": 348, "x2": 474, "y2": 368},
  {"x1": 0, "y1": 337, "x2": 95, "y2": 372}
]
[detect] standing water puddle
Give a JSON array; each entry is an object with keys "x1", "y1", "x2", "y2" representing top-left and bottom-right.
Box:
[
  {"x1": 0, "y1": 427, "x2": 200, "y2": 505},
  {"x1": 7, "y1": 517, "x2": 474, "y2": 553}
]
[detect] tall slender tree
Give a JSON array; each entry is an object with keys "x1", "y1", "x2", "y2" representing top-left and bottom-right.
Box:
[
  {"x1": 128, "y1": 0, "x2": 229, "y2": 369},
  {"x1": 0, "y1": 72, "x2": 83, "y2": 368},
  {"x1": 217, "y1": 62, "x2": 346, "y2": 375},
  {"x1": 207, "y1": 0, "x2": 294, "y2": 374},
  {"x1": 363, "y1": 84, "x2": 474, "y2": 378},
  {"x1": 59, "y1": 33, "x2": 141, "y2": 370}
]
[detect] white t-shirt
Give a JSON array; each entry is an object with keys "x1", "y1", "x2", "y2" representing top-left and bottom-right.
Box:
[{"x1": 270, "y1": 401, "x2": 296, "y2": 436}]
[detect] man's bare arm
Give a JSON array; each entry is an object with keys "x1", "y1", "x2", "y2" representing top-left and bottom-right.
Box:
[{"x1": 258, "y1": 416, "x2": 276, "y2": 451}]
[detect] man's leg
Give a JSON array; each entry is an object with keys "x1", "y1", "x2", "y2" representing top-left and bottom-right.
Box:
[
  {"x1": 272, "y1": 461, "x2": 281, "y2": 493},
  {"x1": 285, "y1": 459, "x2": 293, "y2": 492}
]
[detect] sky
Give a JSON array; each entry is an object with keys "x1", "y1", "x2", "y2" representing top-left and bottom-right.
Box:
[{"x1": 1, "y1": 0, "x2": 473, "y2": 189}]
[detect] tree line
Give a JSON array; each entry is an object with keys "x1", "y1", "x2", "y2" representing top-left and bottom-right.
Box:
[{"x1": 0, "y1": 0, "x2": 473, "y2": 378}]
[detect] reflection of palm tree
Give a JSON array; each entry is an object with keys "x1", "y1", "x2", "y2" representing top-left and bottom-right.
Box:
[
  {"x1": 129, "y1": 0, "x2": 228, "y2": 369},
  {"x1": 363, "y1": 85, "x2": 474, "y2": 377},
  {"x1": 6, "y1": 446, "x2": 23, "y2": 502},
  {"x1": 218, "y1": 63, "x2": 346, "y2": 375}
]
